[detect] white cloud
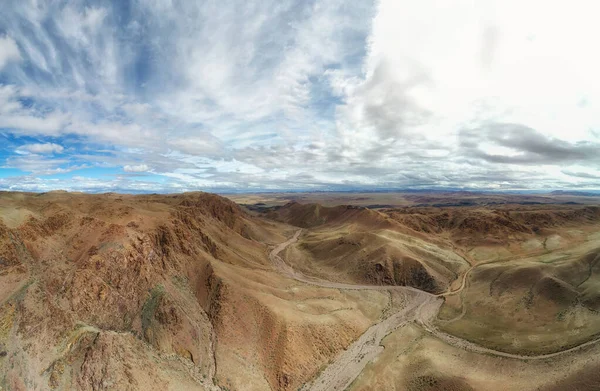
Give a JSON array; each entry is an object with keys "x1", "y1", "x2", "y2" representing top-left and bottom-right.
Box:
[
  {"x1": 17, "y1": 143, "x2": 64, "y2": 154},
  {"x1": 0, "y1": 113, "x2": 68, "y2": 134},
  {"x1": 124, "y1": 164, "x2": 149, "y2": 172},
  {"x1": 4, "y1": 153, "x2": 88, "y2": 176},
  {"x1": 1, "y1": 0, "x2": 600, "y2": 192},
  {"x1": 324, "y1": 0, "x2": 600, "y2": 188},
  {"x1": 351, "y1": 0, "x2": 600, "y2": 145},
  {"x1": 0, "y1": 35, "x2": 21, "y2": 70},
  {"x1": 0, "y1": 85, "x2": 69, "y2": 134},
  {"x1": 168, "y1": 137, "x2": 223, "y2": 157},
  {"x1": 122, "y1": 102, "x2": 151, "y2": 116}
]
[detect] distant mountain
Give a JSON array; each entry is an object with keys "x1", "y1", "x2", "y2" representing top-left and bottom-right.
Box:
[{"x1": 550, "y1": 190, "x2": 600, "y2": 196}]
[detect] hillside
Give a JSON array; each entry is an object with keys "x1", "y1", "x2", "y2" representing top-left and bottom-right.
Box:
[
  {"x1": 3, "y1": 192, "x2": 600, "y2": 390},
  {"x1": 267, "y1": 203, "x2": 600, "y2": 295},
  {"x1": 0, "y1": 192, "x2": 389, "y2": 391}
]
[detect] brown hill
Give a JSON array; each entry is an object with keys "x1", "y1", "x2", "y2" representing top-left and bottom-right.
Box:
[
  {"x1": 387, "y1": 206, "x2": 600, "y2": 246},
  {"x1": 285, "y1": 230, "x2": 467, "y2": 294},
  {"x1": 3, "y1": 192, "x2": 600, "y2": 391},
  {"x1": 268, "y1": 202, "x2": 468, "y2": 294},
  {"x1": 265, "y1": 201, "x2": 600, "y2": 298},
  {"x1": 0, "y1": 192, "x2": 394, "y2": 391},
  {"x1": 439, "y1": 244, "x2": 600, "y2": 355},
  {"x1": 265, "y1": 201, "x2": 395, "y2": 230},
  {"x1": 0, "y1": 192, "x2": 270, "y2": 390}
]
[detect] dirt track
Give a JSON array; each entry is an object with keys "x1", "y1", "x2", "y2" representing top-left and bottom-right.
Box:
[
  {"x1": 270, "y1": 229, "x2": 432, "y2": 295},
  {"x1": 270, "y1": 230, "x2": 441, "y2": 391},
  {"x1": 270, "y1": 229, "x2": 600, "y2": 391}
]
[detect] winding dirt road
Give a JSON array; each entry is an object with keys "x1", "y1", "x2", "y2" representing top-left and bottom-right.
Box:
[
  {"x1": 270, "y1": 229, "x2": 432, "y2": 295},
  {"x1": 271, "y1": 230, "x2": 440, "y2": 391},
  {"x1": 269, "y1": 229, "x2": 600, "y2": 391}
]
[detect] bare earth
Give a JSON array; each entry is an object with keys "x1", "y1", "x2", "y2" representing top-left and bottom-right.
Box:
[
  {"x1": 270, "y1": 229, "x2": 440, "y2": 391},
  {"x1": 3, "y1": 191, "x2": 600, "y2": 390},
  {"x1": 269, "y1": 228, "x2": 600, "y2": 389}
]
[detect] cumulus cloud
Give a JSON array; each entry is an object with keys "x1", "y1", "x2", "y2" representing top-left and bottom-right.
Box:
[
  {"x1": 0, "y1": 0, "x2": 599, "y2": 192},
  {"x1": 460, "y1": 123, "x2": 600, "y2": 164},
  {"x1": 16, "y1": 143, "x2": 64, "y2": 154},
  {"x1": 0, "y1": 113, "x2": 68, "y2": 134},
  {"x1": 4, "y1": 153, "x2": 86, "y2": 175},
  {"x1": 123, "y1": 164, "x2": 149, "y2": 172},
  {"x1": 0, "y1": 35, "x2": 21, "y2": 70}
]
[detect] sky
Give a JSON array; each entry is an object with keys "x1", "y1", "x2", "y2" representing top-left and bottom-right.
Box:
[{"x1": 0, "y1": 0, "x2": 599, "y2": 193}]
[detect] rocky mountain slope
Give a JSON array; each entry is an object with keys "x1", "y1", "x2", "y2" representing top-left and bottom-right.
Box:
[
  {"x1": 0, "y1": 192, "x2": 393, "y2": 391},
  {"x1": 3, "y1": 191, "x2": 600, "y2": 390}
]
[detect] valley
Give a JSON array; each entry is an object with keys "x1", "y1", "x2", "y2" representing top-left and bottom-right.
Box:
[
  {"x1": 1, "y1": 191, "x2": 600, "y2": 390},
  {"x1": 2, "y1": 1, "x2": 598, "y2": 390}
]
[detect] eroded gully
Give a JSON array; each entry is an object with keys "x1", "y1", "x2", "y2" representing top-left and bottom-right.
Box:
[{"x1": 269, "y1": 229, "x2": 600, "y2": 391}]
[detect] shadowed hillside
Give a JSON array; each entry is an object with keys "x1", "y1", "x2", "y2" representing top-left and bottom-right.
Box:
[
  {"x1": 3, "y1": 192, "x2": 600, "y2": 391},
  {"x1": 0, "y1": 192, "x2": 390, "y2": 391},
  {"x1": 267, "y1": 202, "x2": 468, "y2": 294}
]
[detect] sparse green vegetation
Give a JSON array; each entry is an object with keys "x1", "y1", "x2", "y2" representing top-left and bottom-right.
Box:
[
  {"x1": 172, "y1": 275, "x2": 189, "y2": 290},
  {"x1": 141, "y1": 284, "x2": 165, "y2": 334}
]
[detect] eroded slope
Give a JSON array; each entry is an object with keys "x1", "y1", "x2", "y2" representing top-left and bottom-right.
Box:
[{"x1": 0, "y1": 192, "x2": 388, "y2": 391}]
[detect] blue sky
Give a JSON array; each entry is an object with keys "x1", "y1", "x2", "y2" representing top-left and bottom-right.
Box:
[{"x1": 0, "y1": 0, "x2": 599, "y2": 192}]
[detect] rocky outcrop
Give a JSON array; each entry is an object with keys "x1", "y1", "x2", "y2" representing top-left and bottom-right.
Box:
[{"x1": 0, "y1": 192, "x2": 271, "y2": 390}]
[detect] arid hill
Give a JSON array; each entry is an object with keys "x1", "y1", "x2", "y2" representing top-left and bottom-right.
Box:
[
  {"x1": 0, "y1": 192, "x2": 393, "y2": 391},
  {"x1": 228, "y1": 190, "x2": 600, "y2": 210},
  {"x1": 0, "y1": 192, "x2": 274, "y2": 389},
  {"x1": 386, "y1": 205, "x2": 600, "y2": 245},
  {"x1": 262, "y1": 202, "x2": 600, "y2": 299},
  {"x1": 264, "y1": 200, "x2": 600, "y2": 350},
  {"x1": 266, "y1": 202, "x2": 468, "y2": 294},
  {"x1": 3, "y1": 191, "x2": 600, "y2": 391},
  {"x1": 264, "y1": 202, "x2": 394, "y2": 229}
]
